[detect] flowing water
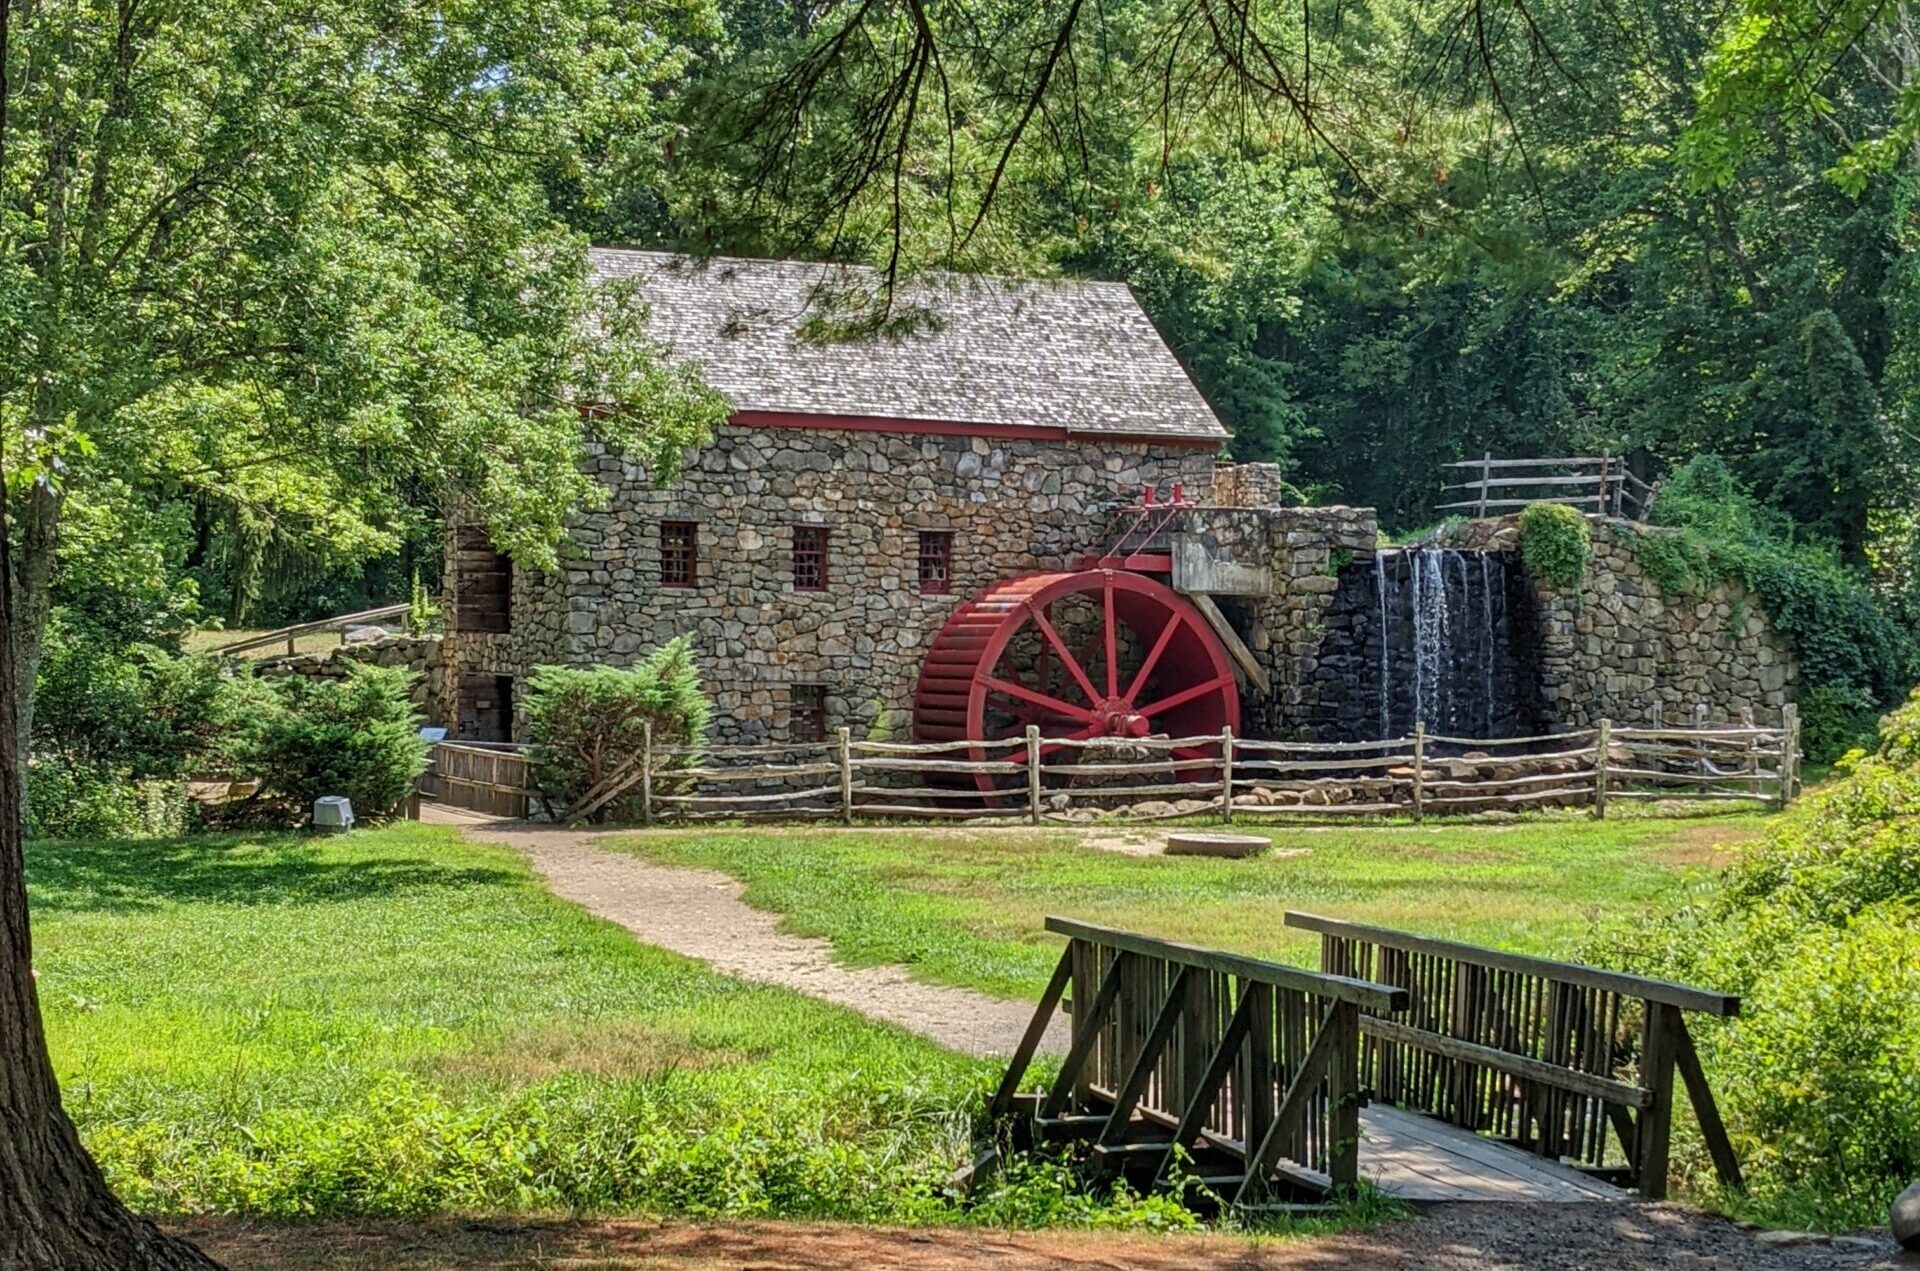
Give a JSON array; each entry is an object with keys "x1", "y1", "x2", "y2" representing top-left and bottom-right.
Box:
[{"x1": 1330, "y1": 547, "x2": 1534, "y2": 740}]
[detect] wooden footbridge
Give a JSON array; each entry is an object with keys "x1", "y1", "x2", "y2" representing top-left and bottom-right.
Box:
[{"x1": 988, "y1": 915, "x2": 1743, "y2": 1209}]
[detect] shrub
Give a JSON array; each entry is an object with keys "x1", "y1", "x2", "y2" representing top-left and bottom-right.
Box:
[
  {"x1": 25, "y1": 758, "x2": 191, "y2": 840},
  {"x1": 1600, "y1": 690, "x2": 1920, "y2": 1227},
  {"x1": 1647, "y1": 457, "x2": 1915, "y2": 761},
  {"x1": 33, "y1": 622, "x2": 236, "y2": 779},
  {"x1": 523, "y1": 639, "x2": 711, "y2": 820},
  {"x1": 239, "y1": 664, "x2": 428, "y2": 819},
  {"x1": 1517, "y1": 502, "x2": 1591, "y2": 588}
]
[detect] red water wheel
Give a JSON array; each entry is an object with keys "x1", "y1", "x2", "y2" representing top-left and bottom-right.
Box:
[{"x1": 912, "y1": 570, "x2": 1241, "y2": 793}]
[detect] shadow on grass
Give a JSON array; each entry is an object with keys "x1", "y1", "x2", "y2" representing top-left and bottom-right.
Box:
[{"x1": 25, "y1": 832, "x2": 516, "y2": 915}]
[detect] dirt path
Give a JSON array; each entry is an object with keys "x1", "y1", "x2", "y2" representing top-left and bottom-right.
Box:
[
  {"x1": 179, "y1": 1208, "x2": 1901, "y2": 1271},
  {"x1": 431, "y1": 810, "x2": 1066, "y2": 1060}
]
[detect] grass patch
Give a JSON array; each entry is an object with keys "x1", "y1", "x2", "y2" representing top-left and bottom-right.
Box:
[
  {"x1": 32, "y1": 824, "x2": 1022, "y2": 1222},
  {"x1": 607, "y1": 814, "x2": 1767, "y2": 1000}
]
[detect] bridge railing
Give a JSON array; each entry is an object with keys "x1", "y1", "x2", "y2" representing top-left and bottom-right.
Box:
[
  {"x1": 989, "y1": 918, "x2": 1406, "y2": 1204},
  {"x1": 1285, "y1": 911, "x2": 1742, "y2": 1199}
]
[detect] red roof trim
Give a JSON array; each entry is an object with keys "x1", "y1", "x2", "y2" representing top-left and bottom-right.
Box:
[{"x1": 727, "y1": 409, "x2": 1221, "y2": 448}]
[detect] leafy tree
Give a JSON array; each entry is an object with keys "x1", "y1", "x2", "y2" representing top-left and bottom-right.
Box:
[
  {"x1": 0, "y1": 0, "x2": 728, "y2": 1265},
  {"x1": 1, "y1": 0, "x2": 731, "y2": 761}
]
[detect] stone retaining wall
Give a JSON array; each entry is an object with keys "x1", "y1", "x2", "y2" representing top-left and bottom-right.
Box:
[
  {"x1": 255, "y1": 633, "x2": 451, "y2": 719},
  {"x1": 1444, "y1": 517, "x2": 1796, "y2": 727}
]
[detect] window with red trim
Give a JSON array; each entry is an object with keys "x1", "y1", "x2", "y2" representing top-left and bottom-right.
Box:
[
  {"x1": 660, "y1": 521, "x2": 698, "y2": 588},
  {"x1": 790, "y1": 684, "x2": 828, "y2": 742},
  {"x1": 792, "y1": 525, "x2": 829, "y2": 591},
  {"x1": 917, "y1": 531, "x2": 953, "y2": 595}
]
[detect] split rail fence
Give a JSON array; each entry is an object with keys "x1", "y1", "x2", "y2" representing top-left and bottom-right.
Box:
[
  {"x1": 1439, "y1": 454, "x2": 1659, "y2": 522},
  {"x1": 416, "y1": 710, "x2": 1799, "y2": 826}
]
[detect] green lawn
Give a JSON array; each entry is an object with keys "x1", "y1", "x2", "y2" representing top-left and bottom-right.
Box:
[
  {"x1": 30, "y1": 824, "x2": 1016, "y2": 1222},
  {"x1": 606, "y1": 813, "x2": 1766, "y2": 999}
]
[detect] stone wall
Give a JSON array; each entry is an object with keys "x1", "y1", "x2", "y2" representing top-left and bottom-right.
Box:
[
  {"x1": 255, "y1": 634, "x2": 451, "y2": 719},
  {"x1": 1443, "y1": 517, "x2": 1796, "y2": 727},
  {"x1": 1169, "y1": 504, "x2": 1380, "y2": 739},
  {"x1": 444, "y1": 423, "x2": 1217, "y2": 743}
]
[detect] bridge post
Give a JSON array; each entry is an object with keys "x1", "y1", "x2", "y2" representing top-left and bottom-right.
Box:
[{"x1": 1636, "y1": 1000, "x2": 1680, "y2": 1199}]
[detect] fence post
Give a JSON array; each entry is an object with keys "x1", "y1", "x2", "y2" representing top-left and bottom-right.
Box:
[
  {"x1": 837, "y1": 726, "x2": 854, "y2": 825},
  {"x1": 1221, "y1": 727, "x2": 1235, "y2": 823},
  {"x1": 1780, "y1": 703, "x2": 1800, "y2": 806},
  {"x1": 1026, "y1": 725, "x2": 1042, "y2": 825},
  {"x1": 1477, "y1": 451, "x2": 1491, "y2": 518},
  {"x1": 1597, "y1": 451, "x2": 1612, "y2": 517},
  {"x1": 1412, "y1": 723, "x2": 1426, "y2": 822},
  {"x1": 640, "y1": 720, "x2": 654, "y2": 827},
  {"x1": 1593, "y1": 717, "x2": 1610, "y2": 819}
]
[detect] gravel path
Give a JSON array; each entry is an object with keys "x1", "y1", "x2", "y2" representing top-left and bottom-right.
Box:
[
  {"x1": 182, "y1": 1207, "x2": 1905, "y2": 1270},
  {"x1": 436, "y1": 811, "x2": 1067, "y2": 1060}
]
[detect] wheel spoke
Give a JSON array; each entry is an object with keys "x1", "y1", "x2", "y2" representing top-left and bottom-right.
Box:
[
  {"x1": 1124, "y1": 614, "x2": 1182, "y2": 704},
  {"x1": 1025, "y1": 601, "x2": 1102, "y2": 706},
  {"x1": 1137, "y1": 674, "x2": 1234, "y2": 719},
  {"x1": 981, "y1": 674, "x2": 1094, "y2": 722},
  {"x1": 1103, "y1": 576, "x2": 1119, "y2": 699}
]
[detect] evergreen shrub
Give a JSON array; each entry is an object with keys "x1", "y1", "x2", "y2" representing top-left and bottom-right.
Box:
[
  {"x1": 238, "y1": 664, "x2": 428, "y2": 819},
  {"x1": 523, "y1": 638, "x2": 711, "y2": 821}
]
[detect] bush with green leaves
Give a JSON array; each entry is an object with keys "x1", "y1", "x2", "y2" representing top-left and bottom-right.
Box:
[
  {"x1": 1517, "y1": 502, "x2": 1592, "y2": 588},
  {"x1": 523, "y1": 638, "x2": 711, "y2": 819},
  {"x1": 1634, "y1": 457, "x2": 1916, "y2": 761},
  {"x1": 1601, "y1": 689, "x2": 1920, "y2": 1227},
  {"x1": 25, "y1": 619, "x2": 248, "y2": 838},
  {"x1": 237, "y1": 664, "x2": 429, "y2": 819}
]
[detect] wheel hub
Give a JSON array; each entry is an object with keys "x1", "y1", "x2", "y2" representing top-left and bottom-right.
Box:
[{"x1": 1092, "y1": 698, "x2": 1151, "y2": 738}]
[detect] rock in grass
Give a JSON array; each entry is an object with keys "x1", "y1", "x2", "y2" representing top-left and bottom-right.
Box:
[{"x1": 1893, "y1": 1179, "x2": 1920, "y2": 1250}]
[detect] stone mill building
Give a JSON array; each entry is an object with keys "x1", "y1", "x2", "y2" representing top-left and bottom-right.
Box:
[{"x1": 436, "y1": 250, "x2": 1796, "y2": 747}]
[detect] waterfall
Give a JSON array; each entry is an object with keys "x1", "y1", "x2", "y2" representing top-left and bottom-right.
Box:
[
  {"x1": 1350, "y1": 545, "x2": 1526, "y2": 742},
  {"x1": 1480, "y1": 554, "x2": 1495, "y2": 733},
  {"x1": 1412, "y1": 549, "x2": 1452, "y2": 731},
  {"x1": 1375, "y1": 552, "x2": 1391, "y2": 739}
]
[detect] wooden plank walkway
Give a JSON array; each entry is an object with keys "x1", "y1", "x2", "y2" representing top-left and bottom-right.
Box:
[{"x1": 1359, "y1": 1105, "x2": 1626, "y2": 1203}]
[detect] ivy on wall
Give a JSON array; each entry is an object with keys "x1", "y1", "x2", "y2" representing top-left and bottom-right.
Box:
[{"x1": 1516, "y1": 503, "x2": 1592, "y2": 589}]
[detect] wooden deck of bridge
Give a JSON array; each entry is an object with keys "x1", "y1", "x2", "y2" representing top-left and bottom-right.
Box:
[{"x1": 1359, "y1": 1105, "x2": 1625, "y2": 1202}]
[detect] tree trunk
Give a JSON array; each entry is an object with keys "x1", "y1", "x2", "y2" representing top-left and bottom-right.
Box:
[
  {"x1": 0, "y1": 478, "x2": 222, "y2": 1268},
  {"x1": 8, "y1": 478, "x2": 61, "y2": 764}
]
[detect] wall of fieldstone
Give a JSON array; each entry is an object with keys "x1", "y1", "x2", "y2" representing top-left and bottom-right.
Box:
[
  {"x1": 444, "y1": 424, "x2": 1217, "y2": 743},
  {"x1": 1443, "y1": 516, "x2": 1796, "y2": 727},
  {"x1": 1170, "y1": 504, "x2": 1380, "y2": 739},
  {"x1": 254, "y1": 634, "x2": 451, "y2": 719}
]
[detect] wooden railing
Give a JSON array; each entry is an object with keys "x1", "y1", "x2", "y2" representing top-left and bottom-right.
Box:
[
  {"x1": 559, "y1": 717, "x2": 1797, "y2": 825},
  {"x1": 418, "y1": 741, "x2": 535, "y2": 818},
  {"x1": 1286, "y1": 911, "x2": 1743, "y2": 1199},
  {"x1": 990, "y1": 918, "x2": 1406, "y2": 1205},
  {"x1": 209, "y1": 603, "x2": 412, "y2": 657},
  {"x1": 1438, "y1": 454, "x2": 1658, "y2": 522}
]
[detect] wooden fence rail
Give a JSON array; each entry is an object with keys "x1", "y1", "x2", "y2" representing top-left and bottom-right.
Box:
[
  {"x1": 990, "y1": 918, "x2": 1407, "y2": 1206},
  {"x1": 1286, "y1": 911, "x2": 1743, "y2": 1199},
  {"x1": 1438, "y1": 454, "x2": 1658, "y2": 522},
  {"x1": 414, "y1": 710, "x2": 1799, "y2": 826},
  {"x1": 210, "y1": 603, "x2": 412, "y2": 657}
]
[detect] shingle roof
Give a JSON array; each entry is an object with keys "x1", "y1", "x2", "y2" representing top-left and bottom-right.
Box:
[{"x1": 587, "y1": 249, "x2": 1228, "y2": 443}]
